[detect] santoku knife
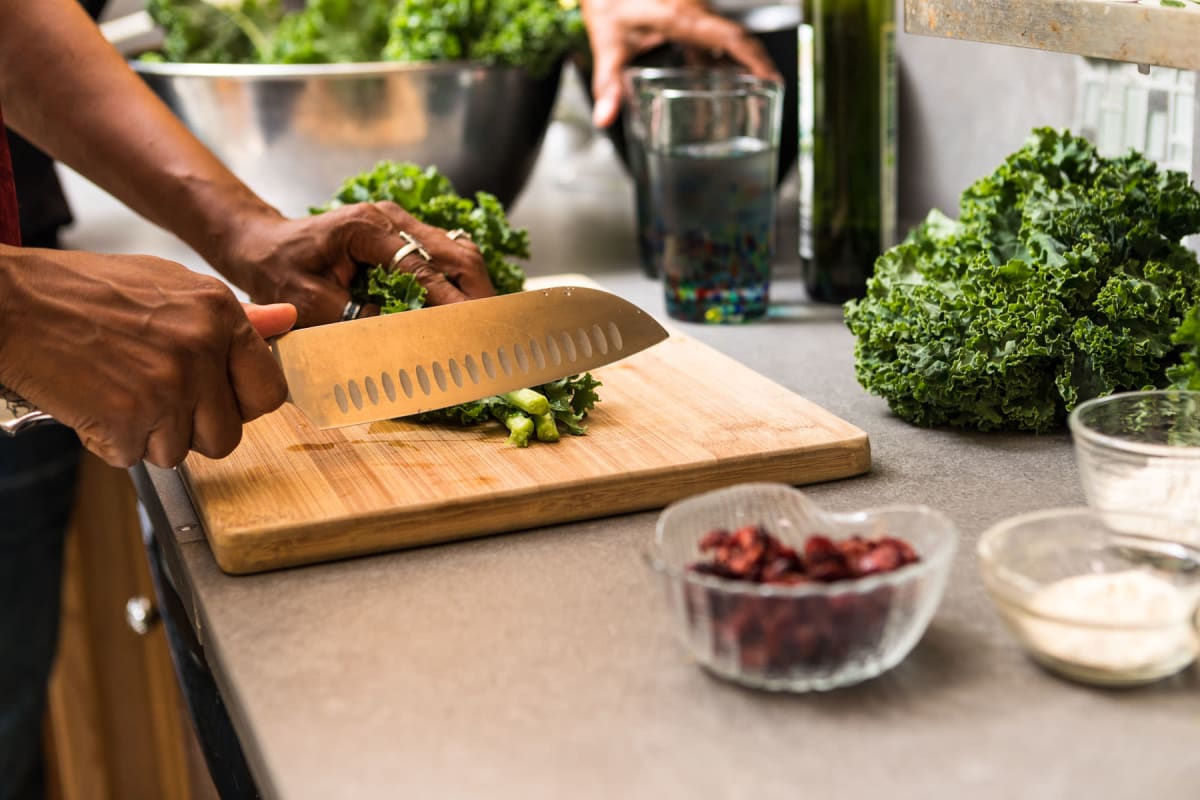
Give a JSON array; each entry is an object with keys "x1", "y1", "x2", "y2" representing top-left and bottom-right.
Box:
[{"x1": 0, "y1": 286, "x2": 669, "y2": 434}]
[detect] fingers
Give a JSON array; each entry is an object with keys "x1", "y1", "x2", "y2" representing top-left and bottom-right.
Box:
[
  {"x1": 588, "y1": 21, "x2": 628, "y2": 129},
  {"x1": 226, "y1": 313, "x2": 290, "y2": 425},
  {"x1": 426, "y1": 232, "x2": 495, "y2": 300},
  {"x1": 406, "y1": 260, "x2": 470, "y2": 306},
  {"x1": 591, "y1": 57, "x2": 625, "y2": 129},
  {"x1": 368, "y1": 202, "x2": 496, "y2": 303},
  {"x1": 186, "y1": 380, "x2": 245, "y2": 461},
  {"x1": 243, "y1": 302, "x2": 298, "y2": 339},
  {"x1": 672, "y1": 15, "x2": 781, "y2": 81},
  {"x1": 143, "y1": 407, "x2": 196, "y2": 469}
]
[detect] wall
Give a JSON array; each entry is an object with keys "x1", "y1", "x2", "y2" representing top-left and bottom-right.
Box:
[{"x1": 896, "y1": 26, "x2": 1078, "y2": 228}]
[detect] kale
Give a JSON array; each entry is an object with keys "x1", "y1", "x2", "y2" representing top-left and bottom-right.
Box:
[
  {"x1": 845, "y1": 127, "x2": 1200, "y2": 432},
  {"x1": 267, "y1": 0, "x2": 393, "y2": 64},
  {"x1": 144, "y1": 0, "x2": 586, "y2": 75},
  {"x1": 385, "y1": 0, "x2": 586, "y2": 77},
  {"x1": 321, "y1": 161, "x2": 601, "y2": 445},
  {"x1": 147, "y1": 0, "x2": 285, "y2": 64},
  {"x1": 1167, "y1": 305, "x2": 1200, "y2": 390},
  {"x1": 321, "y1": 161, "x2": 527, "y2": 295}
]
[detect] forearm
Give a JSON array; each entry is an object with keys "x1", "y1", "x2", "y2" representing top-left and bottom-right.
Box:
[{"x1": 0, "y1": 0, "x2": 279, "y2": 287}]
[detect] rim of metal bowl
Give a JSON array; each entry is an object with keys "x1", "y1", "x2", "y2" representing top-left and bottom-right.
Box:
[
  {"x1": 645, "y1": 503, "x2": 958, "y2": 599},
  {"x1": 129, "y1": 59, "x2": 531, "y2": 80},
  {"x1": 1068, "y1": 390, "x2": 1200, "y2": 460}
]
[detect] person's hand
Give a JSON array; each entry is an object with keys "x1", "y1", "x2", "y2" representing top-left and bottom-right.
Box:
[
  {"x1": 582, "y1": 0, "x2": 782, "y2": 128},
  {"x1": 0, "y1": 247, "x2": 296, "y2": 469},
  {"x1": 216, "y1": 203, "x2": 496, "y2": 328}
]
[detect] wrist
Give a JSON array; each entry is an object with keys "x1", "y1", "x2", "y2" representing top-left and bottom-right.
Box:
[{"x1": 172, "y1": 173, "x2": 285, "y2": 292}]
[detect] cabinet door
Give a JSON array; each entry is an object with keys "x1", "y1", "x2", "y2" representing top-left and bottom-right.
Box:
[{"x1": 44, "y1": 452, "x2": 217, "y2": 800}]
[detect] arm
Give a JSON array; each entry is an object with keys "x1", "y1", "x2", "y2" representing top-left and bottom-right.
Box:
[
  {"x1": 580, "y1": 0, "x2": 781, "y2": 128},
  {"x1": 0, "y1": 0, "x2": 494, "y2": 325},
  {"x1": 0, "y1": 0, "x2": 268, "y2": 274}
]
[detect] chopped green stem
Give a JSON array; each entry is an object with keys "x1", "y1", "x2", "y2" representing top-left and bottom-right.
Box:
[
  {"x1": 226, "y1": 7, "x2": 273, "y2": 61},
  {"x1": 501, "y1": 388, "x2": 550, "y2": 416},
  {"x1": 495, "y1": 409, "x2": 533, "y2": 447},
  {"x1": 533, "y1": 412, "x2": 560, "y2": 442}
]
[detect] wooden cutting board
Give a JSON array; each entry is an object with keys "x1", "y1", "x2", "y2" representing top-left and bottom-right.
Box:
[{"x1": 182, "y1": 306, "x2": 870, "y2": 574}]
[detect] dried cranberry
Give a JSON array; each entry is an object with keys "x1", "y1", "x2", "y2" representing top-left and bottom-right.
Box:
[{"x1": 684, "y1": 524, "x2": 920, "y2": 675}]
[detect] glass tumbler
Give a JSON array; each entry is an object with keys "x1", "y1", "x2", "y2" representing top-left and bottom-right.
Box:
[{"x1": 640, "y1": 77, "x2": 783, "y2": 323}]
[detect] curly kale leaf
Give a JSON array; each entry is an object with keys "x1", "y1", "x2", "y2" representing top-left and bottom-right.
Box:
[
  {"x1": 268, "y1": 0, "x2": 392, "y2": 63},
  {"x1": 845, "y1": 127, "x2": 1200, "y2": 433},
  {"x1": 382, "y1": 0, "x2": 475, "y2": 62},
  {"x1": 146, "y1": 0, "x2": 285, "y2": 64},
  {"x1": 414, "y1": 376, "x2": 601, "y2": 443},
  {"x1": 1168, "y1": 305, "x2": 1200, "y2": 390},
  {"x1": 541, "y1": 373, "x2": 602, "y2": 434},
  {"x1": 353, "y1": 266, "x2": 428, "y2": 314},
  {"x1": 467, "y1": 0, "x2": 586, "y2": 77},
  {"x1": 145, "y1": 0, "x2": 583, "y2": 72},
  {"x1": 383, "y1": 0, "x2": 584, "y2": 76},
  {"x1": 321, "y1": 161, "x2": 528, "y2": 295}
]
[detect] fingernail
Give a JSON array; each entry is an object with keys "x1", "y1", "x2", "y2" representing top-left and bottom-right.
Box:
[{"x1": 593, "y1": 95, "x2": 618, "y2": 128}]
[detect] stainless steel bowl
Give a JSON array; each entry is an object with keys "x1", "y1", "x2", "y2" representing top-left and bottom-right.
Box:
[{"x1": 132, "y1": 60, "x2": 563, "y2": 215}]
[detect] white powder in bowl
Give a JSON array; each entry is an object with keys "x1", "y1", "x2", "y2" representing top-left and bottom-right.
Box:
[{"x1": 1019, "y1": 570, "x2": 1198, "y2": 676}]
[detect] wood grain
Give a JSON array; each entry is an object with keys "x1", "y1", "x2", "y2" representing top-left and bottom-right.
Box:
[
  {"x1": 46, "y1": 454, "x2": 199, "y2": 800},
  {"x1": 905, "y1": 0, "x2": 1200, "y2": 71},
  {"x1": 182, "y1": 331, "x2": 871, "y2": 574}
]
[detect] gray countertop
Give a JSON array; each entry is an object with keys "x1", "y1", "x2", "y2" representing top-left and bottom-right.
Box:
[{"x1": 65, "y1": 123, "x2": 1200, "y2": 800}]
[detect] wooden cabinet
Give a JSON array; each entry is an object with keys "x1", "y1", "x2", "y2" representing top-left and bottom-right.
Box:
[{"x1": 44, "y1": 452, "x2": 218, "y2": 800}]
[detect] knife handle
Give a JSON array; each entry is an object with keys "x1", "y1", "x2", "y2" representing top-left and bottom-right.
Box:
[{"x1": 0, "y1": 385, "x2": 58, "y2": 436}]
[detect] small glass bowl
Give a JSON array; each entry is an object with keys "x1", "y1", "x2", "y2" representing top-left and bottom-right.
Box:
[
  {"x1": 646, "y1": 483, "x2": 957, "y2": 692},
  {"x1": 978, "y1": 507, "x2": 1200, "y2": 687},
  {"x1": 1069, "y1": 390, "x2": 1200, "y2": 542}
]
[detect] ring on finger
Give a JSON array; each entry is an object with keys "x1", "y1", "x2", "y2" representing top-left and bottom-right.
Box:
[
  {"x1": 446, "y1": 228, "x2": 471, "y2": 242},
  {"x1": 340, "y1": 299, "x2": 365, "y2": 322},
  {"x1": 389, "y1": 231, "x2": 432, "y2": 270}
]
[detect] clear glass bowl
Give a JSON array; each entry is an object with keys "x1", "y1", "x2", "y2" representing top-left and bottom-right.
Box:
[
  {"x1": 978, "y1": 507, "x2": 1200, "y2": 687},
  {"x1": 1069, "y1": 390, "x2": 1200, "y2": 542},
  {"x1": 646, "y1": 483, "x2": 957, "y2": 692}
]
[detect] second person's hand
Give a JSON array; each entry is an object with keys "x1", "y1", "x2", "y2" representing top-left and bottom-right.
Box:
[{"x1": 582, "y1": 0, "x2": 782, "y2": 129}]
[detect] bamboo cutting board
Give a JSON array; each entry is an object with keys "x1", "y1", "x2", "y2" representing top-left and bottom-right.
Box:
[{"x1": 181, "y1": 320, "x2": 870, "y2": 574}]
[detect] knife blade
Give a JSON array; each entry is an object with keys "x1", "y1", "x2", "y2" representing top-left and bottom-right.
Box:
[
  {"x1": 274, "y1": 285, "x2": 667, "y2": 428},
  {"x1": 0, "y1": 286, "x2": 668, "y2": 435}
]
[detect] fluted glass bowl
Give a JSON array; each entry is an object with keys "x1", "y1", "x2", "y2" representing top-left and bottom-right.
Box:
[
  {"x1": 646, "y1": 483, "x2": 957, "y2": 692},
  {"x1": 978, "y1": 507, "x2": 1200, "y2": 686},
  {"x1": 1069, "y1": 390, "x2": 1200, "y2": 543}
]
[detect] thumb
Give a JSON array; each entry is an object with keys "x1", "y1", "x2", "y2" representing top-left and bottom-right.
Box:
[{"x1": 242, "y1": 302, "x2": 298, "y2": 339}]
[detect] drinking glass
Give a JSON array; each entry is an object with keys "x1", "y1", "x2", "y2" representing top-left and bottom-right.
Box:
[{"x1": 638, "y1": 76, "x2": 783, "y2": 323}]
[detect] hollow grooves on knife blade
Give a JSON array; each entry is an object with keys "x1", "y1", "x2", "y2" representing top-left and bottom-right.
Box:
[{"x1": 330, "y1": 321, "x2": 625, "y2": 416}]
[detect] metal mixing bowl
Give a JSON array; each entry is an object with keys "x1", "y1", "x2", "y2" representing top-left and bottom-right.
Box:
[{"x1": 132, "y1": 60, "x2": 563, "y2": 216}]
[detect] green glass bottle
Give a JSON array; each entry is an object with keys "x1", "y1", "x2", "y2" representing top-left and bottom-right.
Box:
[{"x1": 799, "y1": 0, "x2": 897, "y2": 303}]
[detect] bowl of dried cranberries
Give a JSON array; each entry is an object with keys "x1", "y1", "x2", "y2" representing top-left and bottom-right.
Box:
[{"x1": 647, "y1": 483, "x2": 957, "y2": 691}]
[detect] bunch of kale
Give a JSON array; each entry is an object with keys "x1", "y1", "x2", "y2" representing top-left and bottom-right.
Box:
[
  {"x1": 846, "y1": 127, "x2": 1200, "y2": 432},
  {"x1": 319, "y1": 161, "x2": 601, "y2": 446},
  {"x1": 144, "y1": 0, "x2": 584, "y2": 76}
]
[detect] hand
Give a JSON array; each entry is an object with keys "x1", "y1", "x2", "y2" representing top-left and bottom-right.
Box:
[
  {"x1": 582, "y1": 0, "x2": 782, "y2": 129},
  {"x1": 216, "y1": 203, "x2": 496, "y2": 328},
  {"x1": 0, "y1": 247, "x2": 295, "y2": 468}
]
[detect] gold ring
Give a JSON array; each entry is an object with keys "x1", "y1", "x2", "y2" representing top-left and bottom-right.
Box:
[
  {"x1": 446, "y1": 228, "x2": 471, "y2": 242},
  {"x1": 389, "y1": 231, "x2": 431, "y2": 270}
]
